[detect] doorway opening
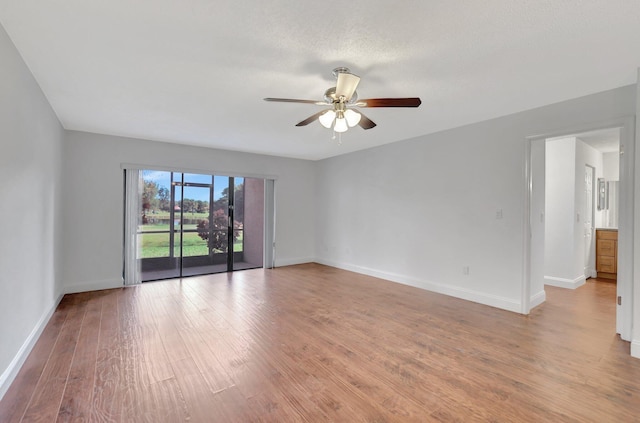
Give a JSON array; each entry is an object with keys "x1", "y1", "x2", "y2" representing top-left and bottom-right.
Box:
[
  {"x1": 543, "y1": 130, "x2": 619, "y2": 288},
  {"x1": 584, "y1": 164, "x2": 595, "y2": 278},
  {"x1": 137, "y1": 170, "x2": 265, "y2": 281},
  {"x1": 525, "y1": 118, "x2": 633, "y2": 342}
]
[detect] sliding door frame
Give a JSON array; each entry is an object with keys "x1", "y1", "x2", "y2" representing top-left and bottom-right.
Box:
[{"x1": 122, "y1": 163, "x2": 277, "y2": 281}]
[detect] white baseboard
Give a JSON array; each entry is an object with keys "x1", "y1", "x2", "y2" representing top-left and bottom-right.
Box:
[
  {"x1": 544, "y1": 275, "x2": 586, "y2": 289},
  {"x1": 65, "y1": 278, "x2": 123, "y2": 294},
  {"x1": 631, "y1": 340, "x2": 640, "y2": 359},
  {"x1": 0, "y1": 293, "x2": 64, "y2": 401},
  {"x1": 275, "y1": 257, "x2": 314, "y2": 267},
  {"x1": 315, "y1": 258, "x2": 521, "y2": 313},
  {"x1": 530, "y1": 290, "x2": 546, "y2": 309}
]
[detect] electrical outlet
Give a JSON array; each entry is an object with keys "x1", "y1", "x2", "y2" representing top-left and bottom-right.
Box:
[
  {"x1": 462, "y1": 266, "x2": 470, "y2": 275},
  {"x1": 496, "y1": 209, "x2": 503, "y2": 219}
]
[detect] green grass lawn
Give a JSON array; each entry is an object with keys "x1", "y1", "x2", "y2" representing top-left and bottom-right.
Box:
[{"x1": 139, "y1": 229, "x2": 244, "y2": 258}]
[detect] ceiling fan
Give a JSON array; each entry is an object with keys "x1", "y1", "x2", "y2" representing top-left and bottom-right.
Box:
[{"x1": 264, "y1": 67, "x2": 421, "y2": 133}]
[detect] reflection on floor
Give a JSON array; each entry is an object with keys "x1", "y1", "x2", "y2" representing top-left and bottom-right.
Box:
[{"x1": 142, "y1": 261, "x2": 261, "y2": 281}]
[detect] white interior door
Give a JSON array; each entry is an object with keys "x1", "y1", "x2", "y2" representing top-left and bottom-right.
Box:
[{"x1": 584, "y1": 165, "x2": 595, "y2": 278}]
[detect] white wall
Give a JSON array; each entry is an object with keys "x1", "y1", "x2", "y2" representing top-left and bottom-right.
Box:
[
  {"x1": 545, "y1": 138, "x2": 579, "y2": 286},
  {"x1": 575, "y1": 138, "x2": 605, "y2": 277},
  {"x1": 0, "y1": 24, "x2": 64, "y2": 398},
  {"x1": 529, "y1": 138, "x2": 546, "y2": 308},
  {"x1": 62, "y1": 132, "x2": 316, "y2": 293},
  {"x1": 603, "y1": 151, "x2": 620, "y2": 181},
  {"x1": 316, "y1": 85, "x2": 636, "y2": 313},
  {"x1": 633, "y1": 69, "x2": 640, "y2": 359},
  {"x1": 602, "y1": 151, "x2": 620, "y2": 229}
]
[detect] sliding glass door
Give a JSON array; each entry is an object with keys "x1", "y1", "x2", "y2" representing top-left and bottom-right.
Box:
[{"x1": 136, "y1": 169, "x2": 264, "y2": 282}]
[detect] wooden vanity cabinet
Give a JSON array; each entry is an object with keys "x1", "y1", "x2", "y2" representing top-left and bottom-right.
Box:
[{"x1": 596, "y1": 229, "x2": 617, "y2": 280}]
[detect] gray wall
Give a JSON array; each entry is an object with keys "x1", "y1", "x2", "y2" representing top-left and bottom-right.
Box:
[
  {"x1": 634, "y1": 72, "x2": 640, "y2": 358},
  {"x1": 545, "y1": 138, "x2": 579, "y2": 284},
  {"x1": 315, "y1": 85, "x2": 636, "y2": 313},
  {"x1": 0, "y1": 24, "x2": 64, "y2": 396},
  {"x1": 545, "y1": 137, "x2": 605, "y2": 287},
  {"x1": 61, "y1": 131, "x2": 316, "y2": 293}
]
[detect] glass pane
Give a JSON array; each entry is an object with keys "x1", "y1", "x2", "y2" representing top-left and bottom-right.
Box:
[
  {"x1": 182, "y1": 232, "x2": 209, "y2": 257},
  {"x1": 213, "y1": 176, "x2": 230, "y2": 211},
  {"x1": 139, "y1": 232, "x2": 171, "y2": 258},
  {"x1": 173, "y1": 230, "x2": 182, "y2": 257},
  {"x1": 182, "y1": 185, "x2": 210, "y2": 225},
  {"x1": 133, "y1": 170, "x2": 264, "y2": 280},
  {"x1": 213, "y1": 176, "x2": 229, "y2": 230},
  {"x1": 182, "y1": 185, "x2": 211, "y2": 257},
  {"x1": 183, "y1": 173, "x2": 213, "y2": 185},
  {"x1": 233, "y1": 177, "x2": 244, "y2": 253},
  {"x1": 138, "y1": 170, "x2": 180, "y2": 281},
  {"x1": 210, "y1": 230, "x2": 228, "y2": 253},
  {"x1": 141, "y1": 170, "x2": 172, "y2": 226},
  {"x1": 173, "y1": 184, "x2": 183, "y2": 230},
  {"x1": 234, "y1": 230, "x2": 243, "y2": 252}
]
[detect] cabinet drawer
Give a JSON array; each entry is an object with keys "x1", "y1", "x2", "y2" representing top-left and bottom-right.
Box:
[
  {"x1": 598, "y1": 256, "x2": 616, "y2": 273},
  {"x1": 596, "y1": 240, "x2": 616, "y2": 256},
  {"x1": 596, "y1": 230, "x2": 618, "y2": 240}
]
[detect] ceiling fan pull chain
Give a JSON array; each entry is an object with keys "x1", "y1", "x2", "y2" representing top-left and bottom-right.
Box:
[{"x1": 330, "y1": 131, "x2": 342, "y2": 145}]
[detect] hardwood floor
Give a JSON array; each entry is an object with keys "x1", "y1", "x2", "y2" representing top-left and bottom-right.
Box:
[{"x1": 1, "y1": 264, "x2": 639, "y2": 422}]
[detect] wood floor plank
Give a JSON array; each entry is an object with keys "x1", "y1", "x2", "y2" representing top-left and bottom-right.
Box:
[
  {"x1": 118, "y1": 285, "x2": 153, "y2": 423},
  {"x1": 20, "y1": 297, "x2": 88, "y2": 422},
  {"x1": 56, "y1": 293, "x2": 103, "y2": 422},
  {"x1": 0, "y1": 298, "x2": 72, "y2": 423},
  {"x1": 177, "y1": 326, "x2": 235, "y2": 392},
  {"x1": 2, "y1": 265, "x2": 640, "y2": 422},
  {"x1": 170, "y1": 357, "x2": 225, "y2": 423},
  {"x1": 138, "y1": 323, "x2": 175, "y2": 385},
  {"x1": 147, "y1": 298, "x2": 192, "y2": 364},
  {"x1": 90, "y1": 289, "x2": 124, "y2": 423}
]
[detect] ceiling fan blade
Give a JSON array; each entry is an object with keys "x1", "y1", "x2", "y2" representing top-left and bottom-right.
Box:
[
  {"x1": 335, "y1": 72, "x2": 360, "y2": 101},
  {"x1": 295, "y1": 110, "x2": 327, "y2": 127},
  {"x1": 356, "y1": 111, "x2": 377, "y2": 130},
  {"x1": 358, "y1": 97, "x2": 422, "y2": 108},
  {"x1": 264, "y1": 98, "x2": 325, "y2": 105}
]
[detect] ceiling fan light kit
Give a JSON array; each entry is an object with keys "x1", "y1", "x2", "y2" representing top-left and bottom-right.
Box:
[
  {"x1": 319, "y1": 110, "x2": 336, "y2": 128},
  {"x1": 344, "y1": 109, "x2": 361, "y2": 127},
  {"x1": 264, "y1": 67, "x2": 421, "y2": 140},
  {"x1": 319, "y1": 100, "x2": 361, "y2": 132},
  {"x1": 333, "y1": 115, "x2": 348, "y2": 133}
]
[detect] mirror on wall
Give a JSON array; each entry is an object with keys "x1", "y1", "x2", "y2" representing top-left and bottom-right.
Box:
[
  {"x1": 597, "y1": 178, "x2": 606, "y2": 210},
  {"x1": 605, "y1": 180, "x2": 619, "y2": 228},
  {"x1": 597, "y1": 178, "x2": 619, "y2": 228}
]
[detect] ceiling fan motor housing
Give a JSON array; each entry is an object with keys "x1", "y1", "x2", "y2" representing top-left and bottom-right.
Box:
[
  {"x1": 324, "y1": 87, "x2": 358, "y2": 104},
  {"x1": 332, "y1": 67, "x2": 351, "y2": 77}
]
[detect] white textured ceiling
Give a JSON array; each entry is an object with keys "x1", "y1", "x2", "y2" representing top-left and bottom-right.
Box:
[
  {"x1": 1, "y1": 1, "x2": 639, "y2": 160},
  {"x1": 577, "y1": 128, "x2": 620, "y2": 153}
]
